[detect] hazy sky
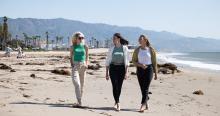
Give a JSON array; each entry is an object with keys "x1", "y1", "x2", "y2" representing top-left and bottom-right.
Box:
[{"x1": 1, "y1": 0, "x2": 220, "y2": 39}]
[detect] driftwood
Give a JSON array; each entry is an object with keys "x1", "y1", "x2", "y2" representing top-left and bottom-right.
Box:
[
  {"x1": 88, "y1": 64, "x2": 102, "y2": 70},
  {"x1": 51, "y1": 69, "x2": 71, "y2": 76},
  {"x1": 26, "y1": 62, "x2": 45, "y2": 65},
  {"x1": 0, "y1": 63, "x2": 12, "y2": 70}
]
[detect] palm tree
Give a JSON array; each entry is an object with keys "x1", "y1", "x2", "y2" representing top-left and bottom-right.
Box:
[
  {"x1": 55, "y1": 36, "x2": 63, "y2": 49},
  {"x1": 51, "y1": 40, "x2": 55, "y2": 50},
  {"x1": 35, "y1": 35, "x2": 41, "y2": 48},
  {"x1": 23, "y1": 33, "x2": 29, "y2": 47},
  {"x1": 45, "y1": 31, "x2": 49, "y2": 50}
]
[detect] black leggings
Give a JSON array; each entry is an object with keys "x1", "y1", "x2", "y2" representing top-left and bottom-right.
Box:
[
  {"x1": 109, "y1": 64, "x2": 125, "y2": 103},
  {"x1": 137, "y1": 65, "x2": 153, "y2": 104}
]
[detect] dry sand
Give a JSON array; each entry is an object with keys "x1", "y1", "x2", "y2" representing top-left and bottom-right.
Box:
[{"x1": 0, "y1": 49, "x2": 220, "y2": 116}]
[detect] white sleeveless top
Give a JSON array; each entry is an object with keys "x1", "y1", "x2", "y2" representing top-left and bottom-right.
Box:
[{"x1": 138, "y1": 47, "x2": 152, "y2": 65}]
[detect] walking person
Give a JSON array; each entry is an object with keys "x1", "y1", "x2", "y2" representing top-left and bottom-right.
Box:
[
  {"x1": 132, "y1": 35, "x2": 158, "y2": 112},
  {"x1": 16, "y1": 46, "x2": 23, "y2": 58},
  {"x1": 70, "y1": 32, "x2": 89, "y2": 107},
  {"x1": 105, "y1": 33, "x2": 130, "y2": 111},
  {"x1": 5, "y1": 45, "x2": 13, "y2": 57}
]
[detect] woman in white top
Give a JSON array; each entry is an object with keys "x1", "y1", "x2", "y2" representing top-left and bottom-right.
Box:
[
  {"x1": 132, "y1": 35, "x2": 158, "y2": 112},
  {"x1": 105, "y1": 33, "x2": 130, "y2": 111}
]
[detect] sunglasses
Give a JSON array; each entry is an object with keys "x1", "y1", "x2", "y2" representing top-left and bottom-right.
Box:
[{"x1": 78, "y1": 37, "x2": 84, "y2": 40}]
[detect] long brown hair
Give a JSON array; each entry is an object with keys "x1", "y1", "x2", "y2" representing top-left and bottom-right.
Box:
[
  {"x1": 139, "y1": 34, "x2": 151, "y2": 47},
  {"x1": 113, "y1": 33, "x2": 129, "y2": 45}
]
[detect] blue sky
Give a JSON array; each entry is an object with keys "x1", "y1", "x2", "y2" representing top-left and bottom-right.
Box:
[{"x1": 1, "y1": 0, "x2": 220, "y2": 39}]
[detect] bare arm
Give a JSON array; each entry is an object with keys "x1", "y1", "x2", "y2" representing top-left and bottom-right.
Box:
[
  {"x1": 106, "y1": 66, "x2": 109, "y2": 80},
  {"x1": 70, "y1": 46, "x2": 74, "y2": 67},
  {"x1": 85, "y1": 45, "x2": 89, "y2": 65}
]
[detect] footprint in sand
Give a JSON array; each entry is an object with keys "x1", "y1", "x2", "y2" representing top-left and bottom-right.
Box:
[
  {"x1": 99, "y1": 112, "x2": 112, "y2": 116},
  {"x1": 0, "y1": 103, "x2": 6, "y2": 107},
  {"x1": 23, "y1": 94, "x2": 31, "y2": 98}
]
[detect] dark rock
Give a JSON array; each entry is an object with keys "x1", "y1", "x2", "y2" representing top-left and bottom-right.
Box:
[
  {"x1": 10, "y1": 69, "x2": 16, "y2": 72},
  {"x1": 158, "y1": 63, "x2": 180, "y2": 74},
  {"x1": 0, "y1": 64, "x2": 12, "y2": 70},
  {"x1": 193, "y1": 90, "x2": 204, "y2": 95},
  {"x1": 30, "y1": 74, "x2": 36, "y2": 78},
  {"x1": 23, "y1": 94, "x2": 31, "y2": 98}
]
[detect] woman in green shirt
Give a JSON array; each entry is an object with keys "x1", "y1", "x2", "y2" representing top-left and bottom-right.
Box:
[{"x1": 70, "y1": 32, "x2": 89, "y2": 107}]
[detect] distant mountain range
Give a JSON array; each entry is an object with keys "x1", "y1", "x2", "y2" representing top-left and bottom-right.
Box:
[{"x1": 1, "y1": 17, "x2": 220, "y2": 52}]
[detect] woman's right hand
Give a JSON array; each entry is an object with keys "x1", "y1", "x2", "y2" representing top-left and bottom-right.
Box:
[
  {"x1": 106, "y1": 73, "x2": 109, "y2": 81},
  {"x1": 140, "y1": 64, "x2": 147, "y2": 69}
]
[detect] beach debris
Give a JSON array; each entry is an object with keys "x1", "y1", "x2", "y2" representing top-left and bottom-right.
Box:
[
  {"x1": 167, "y1": 104, "x2": 173, "y2": 107},
  {"x1": 18, "y1": 88, "x2": 28, "y2": 91},
  {"x1": 51, "y1": 69, "x2": 71, "y2": 76},
  {"x1": 0, "y1": 85, "x2": 11, "y2": 89},
  {"x1": 130, "y1": 72, "x2": 136, "y2": 75},
  {"x1": 193, "y1": 90, "x2": 204, "y2": 95},
  {"x1": 30, "y1": 74, "x2": 36, "y2": 78},
  {"x1": 100, "y1": 112, "x2": 112, "y2": 116},
  {"x1": 158, "y1": 67, "x2": 171, "y2": 74},
  {"x1": 44, "y1": 97, "x2": 51, "y2": 101},
  {"x1": 0, "y1": 63, "x2": 12, "y2": 70},
  {"x1": 158, "y1": 63, "x2": 181, "y2": 74},
  {"x1": 10, "y1": 69, "x2": 16, "y2": 72},
  {"x1": 58, "y1": 99, "x2": 65, "y2": 102},
  {"x1": 89, "y1": 56, "x2": 94, "y2": 59},
  {"x1": 0, "y1": 103, "x2": 6, "y2": 107},
  {"x1": 23, "y1": 94, "x2": 31, "y2": 98},
  {"x1": 19, "y1": 82, "x2": 28, "y2": 84},
  {"x1": 90, "y1": 60, "x2": 99, "y2": 64},
  {"x1": 87, "y1": 72, "x2": 94, "y2": 75},
  {"x1": 99, "y1": 57, "x2": 106, "y2": 60},
  {"x1": 26, "y1": 62, "x2": 45, "y2": 65},
  {"x1": 30, "y1": 69, "x2": 51, "y2": 72},
  {"x1": 13, "y1": 62, "x2": 24, "y2": 65},
  {"x1": 88, "y1": 64, "x2": 102, "y2": 70}
]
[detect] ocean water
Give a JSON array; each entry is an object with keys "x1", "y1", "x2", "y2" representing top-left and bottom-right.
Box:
[{"x1": 157, "y1": 52, "x2": 220, "y2": 71}]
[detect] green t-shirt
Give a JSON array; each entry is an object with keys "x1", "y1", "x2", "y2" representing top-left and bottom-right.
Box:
[
  {"x1": 73, "y1": 44, "x2": 86, "y2": 62},
  {"x1": 111, "y1": 46, "x2": 124, "y2": 64}
]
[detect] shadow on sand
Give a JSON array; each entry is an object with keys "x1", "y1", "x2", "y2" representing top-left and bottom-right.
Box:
[{"x1": 10, "y1": 101, "x2": 138, "y2": 112}]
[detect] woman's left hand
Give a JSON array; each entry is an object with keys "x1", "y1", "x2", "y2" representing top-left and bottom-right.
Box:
[
  {"x1": 124, "y1": 73, "x2": 128, "y2": 80},
  {"x1": 154, "y1": 74, "x2": 158, "y2": 80}
]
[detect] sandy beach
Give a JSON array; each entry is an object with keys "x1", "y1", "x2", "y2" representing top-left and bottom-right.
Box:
[{"x1": 0, "y1": 49, "x2": 220, "y2": 116}]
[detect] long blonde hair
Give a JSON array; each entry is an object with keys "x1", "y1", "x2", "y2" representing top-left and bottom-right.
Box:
[{"x1": 72, "y1": 32, "x2": 85, "y2": 46}]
